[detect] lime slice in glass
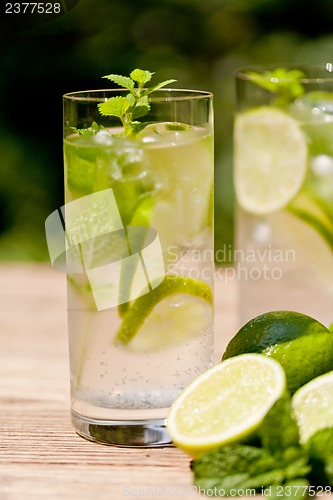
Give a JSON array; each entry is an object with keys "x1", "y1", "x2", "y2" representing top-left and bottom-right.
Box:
[
  {"x1": 234, "y1": 107, "x2": 307, "y2": 215},
  {"x1": 292, "y1": 371, "x2": 333, "y2": 444},
  {"x1": 166, "y1": 353, "x2": 286, "y2": 457},
  {"x1": 116, "y1": 275, "x2": 213, "y2": 352}
]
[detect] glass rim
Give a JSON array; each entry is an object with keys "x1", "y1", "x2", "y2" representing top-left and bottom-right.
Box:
[
  {"x1": 235, "y1": 63, "x2": 333, "y2": 83},
  {"x1": 63, "y1": 88, "x2": 213, "y2": 102}
]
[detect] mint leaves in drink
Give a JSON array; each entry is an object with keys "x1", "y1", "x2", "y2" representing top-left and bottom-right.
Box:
[
  {"x1": 246, "y1": 68, "x2": 305, "y2": 105},
  {"x1": 98, "y1": 69, "x2": 176, "y2": 136}
]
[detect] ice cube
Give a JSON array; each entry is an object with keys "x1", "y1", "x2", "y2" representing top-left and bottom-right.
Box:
[
  {"x1": 290, "y1": 91, "x2": 333, "y2": 123},
  {"x1": 138, "y1": 122, "x2": 196, "y2": 145},
  {"x1": 93, "y1": 129, "x2": 114, "y2": 145}
]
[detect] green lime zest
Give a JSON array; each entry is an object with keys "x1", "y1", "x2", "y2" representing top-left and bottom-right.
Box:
[
  {"x1": 98, "y1": 69, "x2": 176, "y2": 136},
  {"x1": 246, "y1": 68, "x2": 305, "y2": 105}
]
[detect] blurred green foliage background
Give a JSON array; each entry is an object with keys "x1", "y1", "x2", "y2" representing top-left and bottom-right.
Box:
[{"x1": 1, "y1": 0, "x2": 333, "y2": 261}]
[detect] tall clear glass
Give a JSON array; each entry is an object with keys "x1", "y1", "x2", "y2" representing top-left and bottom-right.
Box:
[
  {"x1": 62, "y1": 89, "x2": 214, "y2": 446},
  {"x1": 234, "y1": 64, "x2": 333, "y2": 327}
]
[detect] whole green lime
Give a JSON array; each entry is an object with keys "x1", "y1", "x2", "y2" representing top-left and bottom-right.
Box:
[{"x1": 222, "y1": 311, "x2": 333, "y2": 394}]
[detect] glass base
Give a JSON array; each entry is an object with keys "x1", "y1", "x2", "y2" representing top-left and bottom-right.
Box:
[{"x1": 72, "y1": 410, "x2": 173, "y2": 447}]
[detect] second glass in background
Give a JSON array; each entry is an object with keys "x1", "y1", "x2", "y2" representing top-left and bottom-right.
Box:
[{"x1": 234, "y1": 64, "x2": 333, "y2": 327}]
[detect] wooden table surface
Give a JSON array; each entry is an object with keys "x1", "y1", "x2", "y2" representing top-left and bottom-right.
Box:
[{"x1": 0, "y1": 263, "x2": 326, "y2": 499}]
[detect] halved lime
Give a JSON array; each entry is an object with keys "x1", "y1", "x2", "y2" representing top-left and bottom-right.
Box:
[
  {"x1": 292, "y1": 371, "x2": 333, "y2": 444},
  {"x1": 234, "y1": 107, "x2": 307, "y2": 215},
  {"x1": 116, "y1": 275, "x2": 213, "y2": 352},
  {"x1": 166, "y1": 353, "x2": 286, "y2": 457}
]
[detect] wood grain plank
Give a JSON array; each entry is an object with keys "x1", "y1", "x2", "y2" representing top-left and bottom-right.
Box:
[{"x1": 0, "y1": 264, "x2": 323, "y2": 500}]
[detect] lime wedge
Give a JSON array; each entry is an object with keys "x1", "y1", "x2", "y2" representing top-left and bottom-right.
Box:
[
  {"x1": 166, "y1": 353, "x2": 286, "y2": 457},
  {"x1": 116, "y1": 276, "x2": 213, "y2": 352},
  {"x1": 292, "y1": 371, "x2": 333, "y2": 444},
  {"x1": 234, "y1": 107, "x2": 307, "y2": 215}
]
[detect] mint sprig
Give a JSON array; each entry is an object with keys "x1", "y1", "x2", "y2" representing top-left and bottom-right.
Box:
[
  {"x1": 192, "y1": 397, "x2": 312, "y2": 497},
  {"x1": 98, "y1": 69, "x2": 176, "y2": 136},
  {"x1": 246, "y1": 68, "x2": 305, "y2": 105}
]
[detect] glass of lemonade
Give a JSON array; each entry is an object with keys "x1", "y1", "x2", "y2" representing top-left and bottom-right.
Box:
[
  {"x1": 62, "y1": 84, "x2": 214, "y2": 446},
  {"x1": 234, "y1": 64, "x2": 333, "y2": 327}
]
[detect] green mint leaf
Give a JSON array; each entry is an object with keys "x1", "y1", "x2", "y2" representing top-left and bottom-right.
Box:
[
  {"x1": 130, "y1": 121, "x2": 149, "y2": 134},
  {"x1": 268, "y1": 479, "x2": 310, "y2": 499},
  {"x1": 132, "y1": 105, "x2": 150, "y2": 120},
  {"x1": 144, "y1": 79, "x2": 177, "y2": 95},
  {"x1": 277, "y1": 447, "x2": 311, "y2": 480},
  {"x1": 247, "y1": 68, "x2": 305, "y2": 104},
  {"x1": 71, "y1": 121, "x2": 106, "y2": 136},
  {"x1": 258, "y1": 396, "x2": 301, "y2": 451},
  {"x1": 192, "y1": 444, "x2": 310, "y2": 495},
  {"x1": 130, "y1": 69, "x2": 154, "y2": 87},
  {"x1": 305, "y1": 427, "x2": 333, "y2": 485},
  {"x1": 126, "y1": 94, "x2": 136, "y2": 106},
  {"x1": 165, "y1": 123, "x2": 191, "y2": 131},
  {"x1": 132, "y1": 96, "x2": 150, "y2": 119},
  {"x1": 192, "y1": 444, "x2": 275, "y2": 493},
  {"x1": 98, "y1": 69, "x2": 177, "y2": 136},
  {"x1": 98, "y1": 96, "x2": 131, "y2": 118},
  {"x1": 102, "y1": 74, "x2": 135, "y2": 91}
]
